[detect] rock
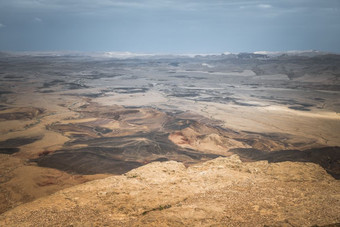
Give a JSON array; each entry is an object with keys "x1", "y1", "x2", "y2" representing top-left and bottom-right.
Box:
[{"x1": 0, "y1": 156, "x2": 339, "y2": 226}]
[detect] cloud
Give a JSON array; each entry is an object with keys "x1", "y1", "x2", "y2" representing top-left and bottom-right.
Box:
[
  {"x1": 0, "y1": 0, "x2": 271, "y2": 12},
  {"x1": 258, "y1": 4, "x2": 272, "y2": 9},
  {"x1": 0, "y1": 23, "x2": 5, "y2": 28},
  {"x1": 1, "y1": 0, "x2": 340, "y2": 16},
  {"x1": 34, "y1": 17, "x2": 42, "y2": 22}
]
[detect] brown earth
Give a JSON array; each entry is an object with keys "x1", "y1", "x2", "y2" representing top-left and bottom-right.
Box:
[
  {"x1": 0, "y1": 155, "x2": 339, "y2": 226},
  {"x1": 0, "y1": 154, "x2": 109, "y2": 214},
  {"x1": 0, "y1": 53, "x2": 340, "y2": 226}
]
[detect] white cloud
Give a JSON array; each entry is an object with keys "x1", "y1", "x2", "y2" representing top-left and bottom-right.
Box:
[
  {"x1": 34, "y1": 17, "x2": 42, "y2": 22},
  {"x1": 0, "y1": 23, "x2": 5, "y2": 28},
  {"x1": 2, "y1": 0, "x2": 339, "y2": 16},
  {"x1": 0, "y1": 0, "x2": 275, "y2": 13},
  {"x1": 258, "y1": 4, "x2": 272, "y2": 9}
]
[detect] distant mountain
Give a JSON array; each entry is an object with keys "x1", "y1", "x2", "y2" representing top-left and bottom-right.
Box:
[
  {"x1": 253, "y1": 50, "x2": 331, "y2": 57},
  {"x1": 0, "y1": 50, "x2": 336, "y2": 60}
]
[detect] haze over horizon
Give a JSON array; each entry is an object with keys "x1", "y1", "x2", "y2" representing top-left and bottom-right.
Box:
[{"x1": 0, "y1": 0, "x2": 340, "y2": 53}]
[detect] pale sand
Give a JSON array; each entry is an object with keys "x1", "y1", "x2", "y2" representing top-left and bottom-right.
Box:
[
  {"x1": 96, "y1": 91, "x2": 168, "y2": 107},
  {"x1": 98, "y1": 91, "x2": 340, "y2": 146},
  {"x1": 1, "y1": 53, "x2": 339, "y2": 222},
  {"x1": 167, "y1": 99, "x2": 340, "y2": 146}
]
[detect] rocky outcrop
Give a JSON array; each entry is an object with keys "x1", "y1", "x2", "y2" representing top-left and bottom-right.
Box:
[{"x1": 0, "y1": 155, "x2": 339, "y2": 226}]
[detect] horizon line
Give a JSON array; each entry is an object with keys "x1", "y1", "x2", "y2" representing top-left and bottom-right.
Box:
[{"x1": 0, "y1": 49, "x2": 337, "y2": 58}]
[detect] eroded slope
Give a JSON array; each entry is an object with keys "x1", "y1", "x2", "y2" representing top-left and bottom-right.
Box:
[{"x1": 0, "y1": 155, "x2": 339, "y2": 226}]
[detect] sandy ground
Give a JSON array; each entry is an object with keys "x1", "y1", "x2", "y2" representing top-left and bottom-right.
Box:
[
  {"x1": 0, "y1": 155, "x2": 339, "y2": 226},
  {"x1": 96, "y1": 90, "x2": 340, "y2": 146},
  {"x1": 0, "y1": 53, "x2": 339, "y2": 225}
]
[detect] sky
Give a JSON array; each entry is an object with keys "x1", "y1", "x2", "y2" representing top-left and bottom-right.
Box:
[{"x1": 0, "y1": 0, "x2": 340, "y2": 53}]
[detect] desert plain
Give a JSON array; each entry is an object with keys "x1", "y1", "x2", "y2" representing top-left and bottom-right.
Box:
[{"x1": 0, "y1": 51, "x2": 339, "y2": 226}]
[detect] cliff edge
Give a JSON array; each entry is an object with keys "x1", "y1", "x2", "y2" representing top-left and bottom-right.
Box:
[{"x1": 0, "y1": 155, "x2": 339, "y2": 226}]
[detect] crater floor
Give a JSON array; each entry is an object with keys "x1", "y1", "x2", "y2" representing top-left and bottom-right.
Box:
[{"x1": 0, "y1": 52, "x2": 339, "y2": 225}]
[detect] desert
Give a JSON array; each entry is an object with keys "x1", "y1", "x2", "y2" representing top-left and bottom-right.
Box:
[{"x1": 0, "y1": 51, "x2": 339, "y2": 226}]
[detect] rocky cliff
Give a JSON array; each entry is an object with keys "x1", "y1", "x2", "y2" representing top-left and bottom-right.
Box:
[{"x1": 0, "y1": 155, "x2": 339, "y2": 226}]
